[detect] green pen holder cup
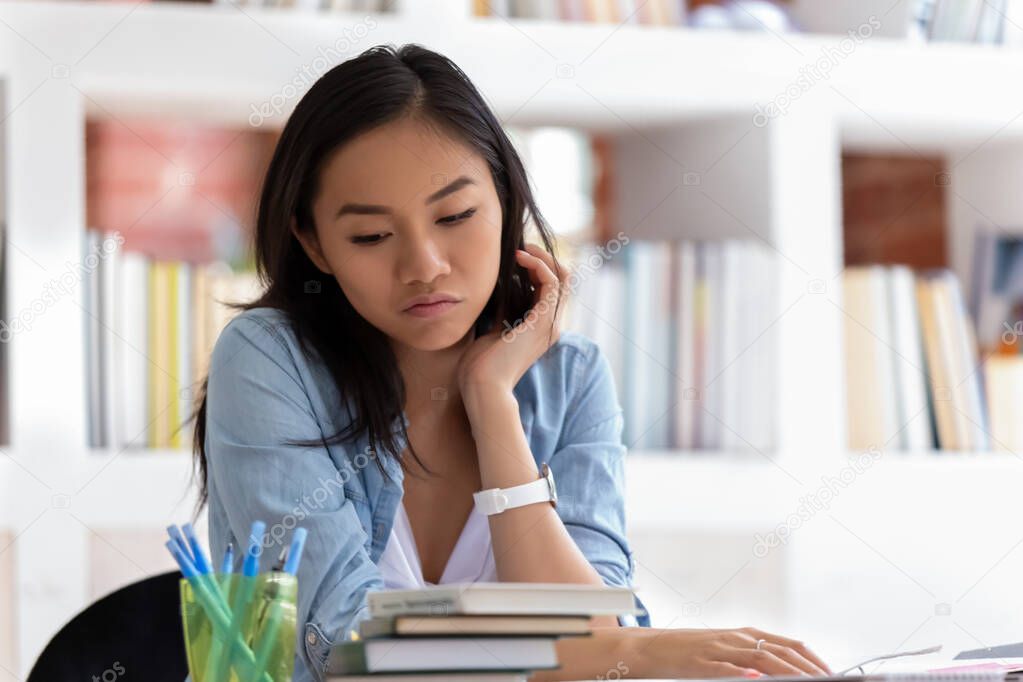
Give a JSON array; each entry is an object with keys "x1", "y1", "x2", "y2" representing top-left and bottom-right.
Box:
[{"x1": 180, "y1": 573, "x2": 298, "y2": 682}]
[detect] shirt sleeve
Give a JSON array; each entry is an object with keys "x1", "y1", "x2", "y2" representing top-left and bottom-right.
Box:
[
  {"x1": 548, "y1": 338, "x2": 651, "y2": 628},
  {"x1": 204, "y1": 313, "x2": 382, "y2": 681}
]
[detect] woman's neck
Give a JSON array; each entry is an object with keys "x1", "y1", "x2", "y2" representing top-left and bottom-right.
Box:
[{"x1": 392, "y1": 329, "x2": 474, "y2": 420}]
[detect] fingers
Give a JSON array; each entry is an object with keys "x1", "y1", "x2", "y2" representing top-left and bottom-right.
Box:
[
  {"x1": 515, "y1": 244, "x2": 561, "y2": 294},
  {"x1": 728, "y1": 647, "x2": 810, "y2": 677},
  {"x1": 699, "y1": 661, "x2": 762, "y2": 679},
  {"x1": 513, "y1": 244, "x2": 568, "y2": 337},
  {"x1": 522, "y1": 242, "x2": 567, "y2": 283},
  {"x1": 744, "y1": 628, "x2": 832, "y2": 675},
  {"x1": 760, "y1": 642, "x2": 828, "y2": 676}
]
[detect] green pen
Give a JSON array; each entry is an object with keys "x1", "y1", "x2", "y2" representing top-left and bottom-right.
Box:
[
  {"x1": 212, "y1": 521, "x2": 265, "y2": 681},
  {"x1": 248, "y1": 528, "x2": 307, "y2": 682}
]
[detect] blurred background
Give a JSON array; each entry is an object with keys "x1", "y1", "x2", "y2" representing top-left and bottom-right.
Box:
[{"x1": 3, "y1": 0, "x2": 1023, "y2": 678}]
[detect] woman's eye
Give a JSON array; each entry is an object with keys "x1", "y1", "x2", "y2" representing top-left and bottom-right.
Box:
[
  {"x1": 350, "y1": 233, "x2": 388, "y2": 245},
  {"x1": 349, "y1": 209, "x2": 475, "y2": 244},
  {"x1": 437, "y1": 207, "x2": 477, "y2": 225}
]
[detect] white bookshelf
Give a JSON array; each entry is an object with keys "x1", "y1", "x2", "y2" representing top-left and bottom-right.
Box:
[{"x1": 3, "y1": 0, "x2": 1023, "y2": 676}]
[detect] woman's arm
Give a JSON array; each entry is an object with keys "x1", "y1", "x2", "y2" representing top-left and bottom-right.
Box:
[
  {"x1": 464, "y1": 336, "x2": 643, "y2": 629},
  {"x1": 204, "y1": 312, "x2": 386, "y2": 680},
  {"x1": 456, "y1": 244, "x2": 638, "y2": 626},
  {"x1": 529, "y1": 625, "x2": 833, "y2": 681},
  {"x1": 465, "y1": 388, "x2": 620, "y2": 628},
  {"x1": 465, "y1": 387, "x2": 610, "y2": 584}
]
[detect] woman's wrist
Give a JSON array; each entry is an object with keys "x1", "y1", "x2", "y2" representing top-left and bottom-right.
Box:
[
  {"x1": 461, "y1": 382, "x2": 517, "y2": 421},
  {"x1": 530, "y1": 627, "x2": 651, "y2": 682},
  {"x1": 600, "y1": 626, "x2": 659, "y2": 679}
]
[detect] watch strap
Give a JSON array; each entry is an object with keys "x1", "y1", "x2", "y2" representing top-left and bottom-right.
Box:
[{"x1": 474, "y1": 475, "x2": 553, "y2": 516}]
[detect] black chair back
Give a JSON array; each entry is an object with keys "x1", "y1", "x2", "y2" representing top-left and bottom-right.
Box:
[{"x1": 28, "y1": 570, "x2": 187, "y2": 681}]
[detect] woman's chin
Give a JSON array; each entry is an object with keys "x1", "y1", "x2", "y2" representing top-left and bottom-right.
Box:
[{"x1": 392, "y1": 322, "x2": 475, "y2": 352}]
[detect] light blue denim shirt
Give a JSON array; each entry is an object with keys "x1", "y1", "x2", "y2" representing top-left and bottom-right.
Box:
[{"x1": 201, "y1": 306, "x2": 651, "y2": 682}]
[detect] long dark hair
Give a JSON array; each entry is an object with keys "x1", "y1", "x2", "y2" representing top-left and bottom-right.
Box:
[{"x1": 189, "y1": 43, "x2": 564, "y2": 511}]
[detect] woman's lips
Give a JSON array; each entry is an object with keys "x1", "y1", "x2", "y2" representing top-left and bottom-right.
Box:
[{"x1": 403, "y1": 300, "x2": 459, "y2": 318}]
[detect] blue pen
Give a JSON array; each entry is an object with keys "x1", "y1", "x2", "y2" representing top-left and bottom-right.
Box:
[
  {"x1": 220, "y1": 542, "x2": 235, "y2": 575},
  {"x1": 283, "y1": 527, "x2": 307, "y2": 575},
  {"x1": 165, "y1": 540, "x2": 230, "y2": 624},
  {"x1": 178, "y1": 525, "x2": 230, "y2": 680},
  {"x1": 182, "y1": 523, "x2": 212, "y2": 575},
  {"x1": 168, "y1": 523, "x2": 237, "y2": 681},
  {"x1": 166, "y1": 538, "x2": 198, "y2": 578},
  {"x1": 166, "y1": 525, "x2": 228, "y2": 603},
  {"x1": 243, "y1": 521, "x2": 266, "y2": 577},
  {"x1": 214, "y1": 521, "x2": 266, "y2": 681},
  {"x1": 166, "y1": 541, "x2": 272, "y2": 682},
  {"x1": 167, "y1": 525, "x2": 192, "y2": 563}
]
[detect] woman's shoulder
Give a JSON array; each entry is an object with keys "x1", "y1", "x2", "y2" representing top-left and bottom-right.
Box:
[
  {"x1": 517, "y1": 331, "x2": 623, "y2": 452},
  {"x1": 209, "y1": 306, "x2": 318, "y2": 379},
  {"x1": 532, "y1": 330, "x2": 608, "y2": 383},
  {"x1": 214, "y1": 305, "x2": 299, "y2": 346},
  {"x1": 220, "y1": 305, "x2": 295, "y2": 338},
  {"x1": 207, "y1": 306, "x2": 349, "y2": 428},
  {"x1": 550, "y1": 329, "x2": 601, "y2": 360},
  {"x1": 519, "y1": 330, "x2": 618, "y2": 416}
]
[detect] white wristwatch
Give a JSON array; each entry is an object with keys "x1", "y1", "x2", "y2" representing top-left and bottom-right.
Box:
[{"x1": 473, "y1": 462, "x2": 558, "y2": 516}]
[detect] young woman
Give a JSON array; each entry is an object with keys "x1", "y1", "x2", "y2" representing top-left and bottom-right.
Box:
[{"x1": 191, "y1": 43, "x2": 832, "y2": 682}]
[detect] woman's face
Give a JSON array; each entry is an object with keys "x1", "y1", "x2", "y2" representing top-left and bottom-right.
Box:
[{"x1": 296, "y1": 117, "x2": 504, "y2": 352}]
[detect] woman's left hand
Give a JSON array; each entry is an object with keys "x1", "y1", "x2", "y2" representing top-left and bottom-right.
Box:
[{"x1": 456, "y1": 242, "x2": 569, "y2": 405}]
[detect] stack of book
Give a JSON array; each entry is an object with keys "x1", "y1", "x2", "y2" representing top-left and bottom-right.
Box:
[{"x1": 326, "y1": 582, "x2": 640, "y2": 681}]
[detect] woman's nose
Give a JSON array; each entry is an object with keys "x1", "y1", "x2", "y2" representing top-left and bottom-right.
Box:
[{"x1": 397, "y1": 233, "x2": 451, "y2": 285}]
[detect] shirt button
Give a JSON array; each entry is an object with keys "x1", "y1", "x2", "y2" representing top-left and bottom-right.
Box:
[{"x1": 306, "y1": 631, "x2": 317, "y2": 646}]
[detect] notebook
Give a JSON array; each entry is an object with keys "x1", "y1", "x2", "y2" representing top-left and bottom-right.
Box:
[
  {"x1": 358, "y1": 614, "x2": 592, "y2": 638},
  {"x1": 366, "y1": 582, "x2": 641, "y2": 618},
  {"x1": 326, "y1": 636, "x2": 557, "y2": 675}
]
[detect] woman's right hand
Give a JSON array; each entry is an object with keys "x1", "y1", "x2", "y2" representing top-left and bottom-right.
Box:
[{"x1": 609, "y1": 625, "x2": 833, "y2": 679}]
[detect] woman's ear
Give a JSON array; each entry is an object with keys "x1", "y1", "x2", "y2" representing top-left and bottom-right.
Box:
[{"x1": 290, "y1": 217, "x2": 332, "y2": 275}]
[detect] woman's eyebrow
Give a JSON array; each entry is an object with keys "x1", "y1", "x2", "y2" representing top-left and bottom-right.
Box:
[{"x1": 334, "y1": 175, "x2": 476, "y2": 220}]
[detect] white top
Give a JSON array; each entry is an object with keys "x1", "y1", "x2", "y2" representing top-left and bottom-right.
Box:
[{"x1": 377, "y1": 499, "x2": 498, "y2": 588}]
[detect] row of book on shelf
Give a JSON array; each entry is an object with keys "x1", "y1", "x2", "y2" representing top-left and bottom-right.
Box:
[
  {"x1": 207, "y1": 0, "x2": 680, "y2": 23},
  {"x1": 83, "y1": 230, "x2": 262, "y2": 450},
  {"x1": 924, "y1": 0, "x2": 1023, "y2": 43},
  {"x1": 211, "y1": 0, "x2": 394, "y2": 11},
  {"x1": 82, "y1": 224, "x2": 1023, "y2": 454},
  {"x1": 327, "y1": 582, "x2": 640, "y2": 680},
  {"x1": 168, "y1": 0, "x2": 1023, "y2": 46},
  {"x1": 844, "y1": 222, "x2": 1023, "y2": 454},
  {"x1": 567, "y1": 233, "x2": 1023, "y2": 454},
  {"x1": 843, "y1": 266, "x2": 986, "y2": 452},
  {"x1": 475, "y1": 0, "x2": 1023, "y2": 44},
  {"x1": 565, "y1": 238, "x2": 777, "y2": 453},
  {"x1": 969, "y1": 226, "x2": 1023, "y2": 452},
  {"x1": 474, "y1": 0, "x2": 684, "y2": 24}
]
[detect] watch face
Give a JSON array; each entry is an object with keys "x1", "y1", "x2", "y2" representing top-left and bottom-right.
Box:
[{"x1": 543, "y1": 462, "x2": 557, "y2": 502}]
